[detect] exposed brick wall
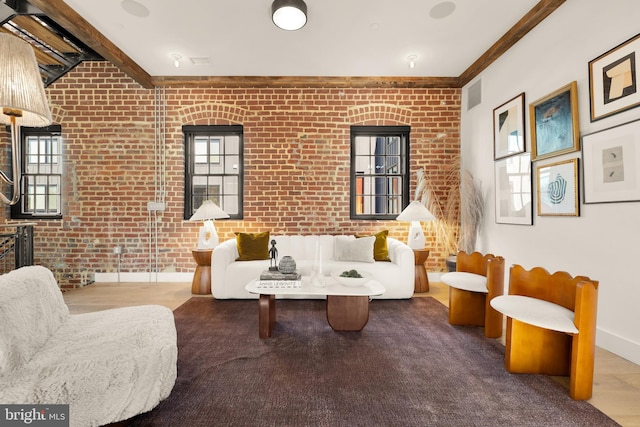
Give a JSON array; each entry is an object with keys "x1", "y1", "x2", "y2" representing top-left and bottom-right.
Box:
[{"x1": 1, "y1": 62, "x2": 460, "y2": 287}]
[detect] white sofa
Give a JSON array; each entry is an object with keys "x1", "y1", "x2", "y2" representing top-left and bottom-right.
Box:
[
  {"x1": 0, "y1": 266, "x2": 177, "y2": 427},
  {"x1": 211, "y1": 234, "x2": 415, "y2": 299}
]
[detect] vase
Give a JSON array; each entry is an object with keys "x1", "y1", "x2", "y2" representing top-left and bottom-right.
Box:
[{"x1": 278, "y1": 256, "x2": 297, "y2": 274}]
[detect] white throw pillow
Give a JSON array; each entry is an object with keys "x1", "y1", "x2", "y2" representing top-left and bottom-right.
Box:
[{"x1": 333, "y1": 236, "x2": 375, "y2": 263}]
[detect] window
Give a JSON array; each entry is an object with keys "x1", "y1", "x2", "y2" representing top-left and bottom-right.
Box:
[
  {"x1": 350, "y1": 126, "x2": 410, "y2": 219},
  {"x1": 183, "y1": 125, "x2": 243, "y2": 219},
  {"x1": 11, "y1": 125, "x2": 62, "y2": 219}
]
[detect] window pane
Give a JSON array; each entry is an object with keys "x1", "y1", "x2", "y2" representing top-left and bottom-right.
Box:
[
  {"x1": 209, "y1": 139, "x2": 220, "y2": 164},
  {"x1": 222, "y1": 195, "x2": 239, "y2": 215},
  {"x1": 225, "y1": 136, "x2": 240, "y2": 155},
  {"x1": 194, "y1": 137, "x2": 208, "y2": 164},
  {"x1": 225, "y1": 156, "x2": 240, "y2": 174},
  {"x1": 355, "y1": 137, "x2": 371, "y2": 156}
]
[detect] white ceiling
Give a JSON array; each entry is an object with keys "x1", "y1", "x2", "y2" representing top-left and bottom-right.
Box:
[{"x1": 62, "y1": 0, "x2": 540, "y2": 78}]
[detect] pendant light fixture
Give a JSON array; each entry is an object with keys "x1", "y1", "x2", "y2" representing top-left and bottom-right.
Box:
[{"x1": 272, "y1": 0, "x2": 307, "y2": 31}]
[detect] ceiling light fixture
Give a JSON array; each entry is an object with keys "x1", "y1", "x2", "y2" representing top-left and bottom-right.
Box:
[
  {"x1": 408, "y1": 55, "x2": 417, "y2": 69},
  {"x1": 172, "y1": 54, "x2": 182, "y2": 68},
  {"x1": 272, "y1": 0, "x2": 307, "y2": 31}
]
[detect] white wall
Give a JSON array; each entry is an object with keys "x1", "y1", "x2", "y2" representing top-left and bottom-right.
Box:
[{"x1": 460, "y1": 0, "x2": 640, "y2": 364}]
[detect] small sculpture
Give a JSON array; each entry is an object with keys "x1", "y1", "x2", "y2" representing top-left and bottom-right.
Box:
[{"x1": 269, "y1": 239, "x2": 278, "y2": 271}]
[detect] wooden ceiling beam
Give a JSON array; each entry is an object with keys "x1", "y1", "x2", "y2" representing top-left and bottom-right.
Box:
[
  {"x1": 11, "y1": 15, "x2": 78, "y2": 54},
  {"x1": 27, "y1": 0, "x2": 154, "y2": 89},
  {"x1": 457, "y1": 0, "x2": 566, "y2": 88},
  {"x1": 152, "y1": 75, "x2": 460, "y2": 89},
  {"x1": 0, "y1": 27, "x2": 63, "y2": 65}
]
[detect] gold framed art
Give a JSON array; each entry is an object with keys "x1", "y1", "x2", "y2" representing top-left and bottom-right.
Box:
[
  {"x1": 536, "y1": 158, "x2": 579, "y2": 217},
  {"x1": 530, "y1": 81, "x2": 580, "y2": 161}
]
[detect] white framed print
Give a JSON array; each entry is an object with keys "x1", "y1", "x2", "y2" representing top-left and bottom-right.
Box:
[
  {"x1": 494, "y1": 152, "x2": 532, "y2": 225},
  {"x1": 589, "y1": 33, "x2": 640, "y2": 122},
  {"x1": 582, "y1": 118, "x2": 640, "y2": 204}
]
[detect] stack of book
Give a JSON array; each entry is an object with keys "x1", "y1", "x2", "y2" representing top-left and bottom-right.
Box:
[{"x1": 256, "y1": 270, "x2": 302, "y2": 289}]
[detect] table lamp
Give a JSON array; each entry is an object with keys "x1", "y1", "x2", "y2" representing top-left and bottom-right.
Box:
[
  {"x1": 0, "y1": 34, "x2": 53, "y2": 205},
  {"x1": 396, "y1": 201, "x2": 435, "y2": 249},
  {"x1": 189, "y1": 200, "x2": 229, "y2": 249}
]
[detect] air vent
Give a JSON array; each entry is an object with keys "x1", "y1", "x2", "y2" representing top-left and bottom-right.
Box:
[
  {"x1": 190, "y1": 57, "x2": 210, "y2": 65},
  {"x1": 467, "y1": 79, "x2": 482, "y2": 110}
]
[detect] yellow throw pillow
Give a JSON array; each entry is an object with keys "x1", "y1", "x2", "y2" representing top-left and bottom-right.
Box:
[
  {"x1": 235, "y1": 232, "x2": 270, "y2": 261},
  {"x1": 357, "y1": 230, "x2": 390, "y2": 262}
]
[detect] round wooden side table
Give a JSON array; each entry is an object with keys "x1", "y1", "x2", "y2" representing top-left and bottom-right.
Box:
[
  {"x1": 191, "y1": 249, "x2": 213, "y2": 295},
  {"x1": 413, "y1": 248, "x2": 430, "y2": 293}
]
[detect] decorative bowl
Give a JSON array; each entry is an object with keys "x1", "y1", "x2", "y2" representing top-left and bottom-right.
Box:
[{"x1": 332, "y1": 270, "x2": 372, "y2": 287}]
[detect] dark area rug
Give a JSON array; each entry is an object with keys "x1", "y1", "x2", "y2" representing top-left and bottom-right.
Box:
[{"x1": 129, "y1": 297, "x2": 619, "y2": 426}]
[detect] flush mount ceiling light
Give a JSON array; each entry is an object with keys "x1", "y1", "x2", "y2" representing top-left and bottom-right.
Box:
[
  {"x1": 408, "y1": 55, "x2": 417, "y2": 69},
  {"x1": 171, "y1": 54, "x2": 182, "y2": 68},
  {"x1": 272, "y1": 0, "x2": 307, "y2": 31}
]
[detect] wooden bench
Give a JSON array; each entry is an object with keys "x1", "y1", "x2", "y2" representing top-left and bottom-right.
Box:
[
  {"x1": 490, "y1": 264, "x2": 599, "y2": 400},
  {"x1": 440, "y1": 251, "x2": 505, "y2": 338}
]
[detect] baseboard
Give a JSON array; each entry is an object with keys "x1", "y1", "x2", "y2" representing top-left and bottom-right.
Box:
[
  {"x1": 596, "y1": 327, "x2": 640, "y2": 365},
  {"x1": 94, "y1": 272, "x2": 193, "y2": 283}
]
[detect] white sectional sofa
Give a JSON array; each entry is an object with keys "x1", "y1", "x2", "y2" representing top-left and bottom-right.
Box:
[
  {"x1": 0, "y1": 266, "x2": 177, "y2": 427},
  {"x1": 211, "y1": 234, "x2": 415, "y2": 299}
]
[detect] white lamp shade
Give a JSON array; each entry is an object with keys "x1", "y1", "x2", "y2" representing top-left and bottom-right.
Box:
[
  {"x1": 397, "y1": 201, "x2": 435, "y2": 250},
  {"x1": 396, "y1": 201, "x2": 436, "y2": 222},
  {"x1": 272, "y1": 0, "x2": 307, "y2": 31},
  {"x1": 189, "y1": 200, "x2": 230, "y2": 221},
  {"x1": 0, "y1": 34, "x2": 52, "y2": 127}
]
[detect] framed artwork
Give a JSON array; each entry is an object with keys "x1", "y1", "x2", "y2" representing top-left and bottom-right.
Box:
[
  {"x1": 536, "y1": 158, "x2": 579, "y2": 216},
  {"x1": 530, "y1": 81, "x2": 580, "y2": 161},
  {"x1": 495, "y1": 152, "x2": 532, "y2": 225},
  {"x1": 589, "y1": 33, "x2": 640, "y2": 122},
  {"x1": 493, "y1": 93, "x2": 526, "y2": 160},
  {"x1": 582, "y1": 118, "x2": 640, "y2": 204}
]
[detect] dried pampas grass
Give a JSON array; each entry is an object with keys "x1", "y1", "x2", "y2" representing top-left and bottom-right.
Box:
[
  {"x1": 414, "y1": 157, "x2": 483, "y2": 269},
  {"x1": 458, "y1": 169, "x2": 483, "y2": 254},
  {"x1": 415, "y1": 159, "x2": 460, "y2": 270}
]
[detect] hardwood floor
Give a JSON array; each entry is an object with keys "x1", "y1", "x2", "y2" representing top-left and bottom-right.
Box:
[{"x1": 63, "y1": 280, "x2": 640, "y2": 426}]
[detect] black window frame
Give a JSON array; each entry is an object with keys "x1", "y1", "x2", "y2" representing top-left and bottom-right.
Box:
[
  {"x1": 183, "y1": 125, "x2": 244, "y2": 220},
  {"x1": 10, "y1": 124, "x2": 63, "y2": 220},
  {"x1": 350, "y1": 125, "x2": 410, "y2": 220}
]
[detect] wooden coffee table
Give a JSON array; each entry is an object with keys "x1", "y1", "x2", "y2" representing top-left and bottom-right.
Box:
[{"x1": 245, "y1": 277, "x2": 385, "y2": 338}]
